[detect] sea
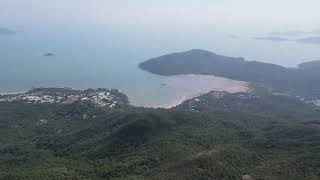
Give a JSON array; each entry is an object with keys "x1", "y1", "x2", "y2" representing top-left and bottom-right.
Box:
[{"x1": 1, "y1": 26, "x2": 319, "y2": 107}]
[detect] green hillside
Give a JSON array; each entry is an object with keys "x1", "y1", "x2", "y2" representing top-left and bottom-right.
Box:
[{"x1": 1, "y1": 89, "x2": 319, "y2": 179}]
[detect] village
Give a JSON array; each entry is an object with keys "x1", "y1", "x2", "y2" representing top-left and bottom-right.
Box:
[{"x1": 0, "y1": 87, "x2": 128, "y2": 108}]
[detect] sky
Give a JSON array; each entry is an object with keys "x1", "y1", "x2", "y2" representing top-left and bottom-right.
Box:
[{"x1": 1, "y1": 0, "x2": 320, "y2": 32}]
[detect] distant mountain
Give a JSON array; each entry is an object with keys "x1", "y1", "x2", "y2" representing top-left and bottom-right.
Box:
[
  {"x1": 268, "y1": 30, "x2": 308, "y2": 36},
  {"x1": 139, "y1": 49, "x2": 320, "y2": 98},
  {"x1": 268, "y1": 30, "x2": 320, "y2": 37},
  {"x1": 253, "y1": 36, "x2": 290, "y2": 42},
  {"x1": 0, "y1": 27, "x2": 16, "y2": 35},
  {"x1": 299, "y1": 60, "x2": 320, "y2": 69},
  {"x1": 296, "y1": 36, "x2": 320, "y2": 44},
  {"x1": 252, "y1": 35, "x2": 320, "y2": 45}
]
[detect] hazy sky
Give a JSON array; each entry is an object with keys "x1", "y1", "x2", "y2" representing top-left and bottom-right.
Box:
[{"x1": 1, "y1": 0, "x2": 320, "y2": 32}]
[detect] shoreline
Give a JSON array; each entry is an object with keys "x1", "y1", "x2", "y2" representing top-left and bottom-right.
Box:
[
  {"x1": 157, "y1": 74, "x2": 250, "y2": 108},
  {"x1": 137, "y1": 74, "x2": 250, "y2": 109},
  {"x1": 0, "y1": 86, "x2": 86, "y2": 95},
  {"x1": 155, "y1": 92, "x2": 204, "y2": 109},
  {"x1": 1, "y1": 74, "x2": 249, "y2": 108},
  {"x1": 0, "y1": 90, "x2": 27, "y2": 95}
]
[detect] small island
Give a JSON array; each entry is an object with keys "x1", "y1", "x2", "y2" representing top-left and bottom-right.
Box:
[
  {"x1": 0, "y1": 27, "x2": 16, "y2": 35},
  {"x1": 43, "y1": 53, "x2": 55, "y2": 57}
]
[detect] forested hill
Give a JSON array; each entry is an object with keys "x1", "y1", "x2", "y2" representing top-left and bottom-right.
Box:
[
  {"x1": 139, "y1": 49, "x2": 320, "y2": 98},
  {"x1": 1, "y1": 88, "x2": 320, "y2": 179}
]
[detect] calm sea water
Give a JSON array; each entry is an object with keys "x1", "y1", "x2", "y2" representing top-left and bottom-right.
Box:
[{"x1": 1, "y1": 27, "x2": 319, "y2": 106}]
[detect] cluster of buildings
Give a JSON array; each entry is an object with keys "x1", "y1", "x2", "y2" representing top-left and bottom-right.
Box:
[
  {"x1": 0, "y1": 88, "x2": 120, "y2": 108},
  {"x1": 308, "y1": 99, "x2": 320, "y2": 107}
]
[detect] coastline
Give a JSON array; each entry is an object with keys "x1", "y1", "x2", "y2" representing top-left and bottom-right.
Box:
[
  {"x1": 149, "y1": 74, "x2": 250, "y2": 109},
  {"x1": 0, "y1": 86, "x2": 83, "y2": 95},
  {"x1": 159, "y1": 92, "x2": 204, "y2": 109},
  {"x1": 1, "y1": 74, "x2": 249, "y2": 109},
  {"x1": 0, "y1": 90, "x2": 27, "y2": 95}
]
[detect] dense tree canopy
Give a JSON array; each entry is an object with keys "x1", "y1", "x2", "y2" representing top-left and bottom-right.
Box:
[{"x1": 0, "y1": 89, "x2": 319, "y2": 179}]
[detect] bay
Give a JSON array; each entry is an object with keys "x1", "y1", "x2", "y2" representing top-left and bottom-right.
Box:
[{"x1": 1, "y1": 26, "x2": 319, "y2": 107}]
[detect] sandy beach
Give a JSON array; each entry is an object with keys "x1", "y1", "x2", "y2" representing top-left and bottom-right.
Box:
[{"x1": 157, "y1": 74, "x2": 250, "y2": 108}]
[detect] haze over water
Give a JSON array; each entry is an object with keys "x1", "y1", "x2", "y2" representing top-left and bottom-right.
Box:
[{"x1": 1, "y1": 0, "x2": 320, "y2": 106}]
